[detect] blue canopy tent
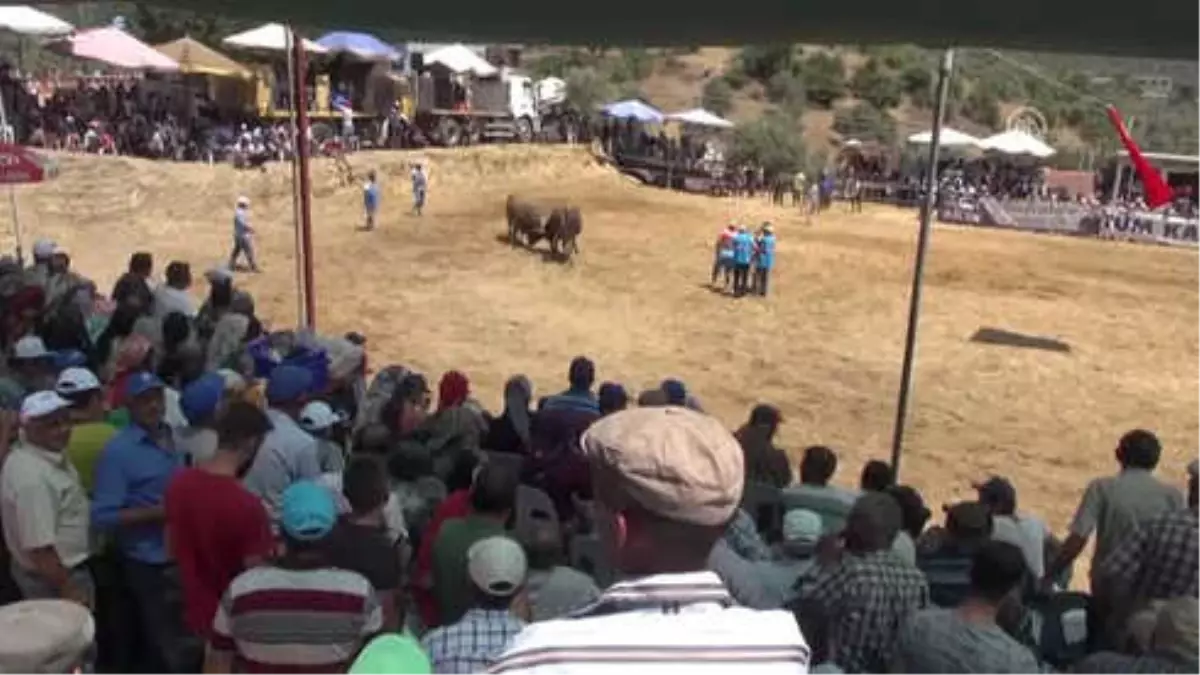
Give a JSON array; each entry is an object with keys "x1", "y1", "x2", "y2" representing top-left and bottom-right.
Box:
[
  {"x1": 314, "y1": 31, "x2": 400, "y2": 60},
  {"x1": 601, "y1": 99, "x2": 663, "y2": 123}
]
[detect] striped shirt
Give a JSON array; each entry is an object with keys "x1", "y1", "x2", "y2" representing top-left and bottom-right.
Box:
[
  {"x1": 489, "y1": 571, "x2": 810, "y2": 674},
  {"x1": 210, "y1": 564, "x2": 383, "y2": 673}
]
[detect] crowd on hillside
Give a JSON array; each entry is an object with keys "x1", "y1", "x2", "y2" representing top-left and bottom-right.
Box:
[{"x1": 0, "y1": 238, "x2": 1194, "y2": 674}]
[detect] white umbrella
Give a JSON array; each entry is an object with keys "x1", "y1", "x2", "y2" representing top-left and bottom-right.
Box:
[
  {"x1": 222, "y1": 22, "x2": 327, "y2": 53},
  {"x1": 666, "y1": 107, "x2": 734, "y2": 129},
  {"x1": 978, "y1": 129, "x2": 1056, "y2": 158},
  {"x1": 906, "y1": 127, "x2": 981, "y2": 147},
  {"x1": 423, "y1": 43, "x2": 497, "y2": 76},
  {"x1": 0, "y1": 5, "x2": 72, "y2": 36}
]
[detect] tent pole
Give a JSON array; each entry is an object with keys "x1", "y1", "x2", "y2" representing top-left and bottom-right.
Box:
[
  {"x1": 889, "y1": 47, "x2": 954, "y2": 478},
  {"x1": 286, "y1": 28, "x2": 305, "y2": 328},
  {"x1": 291, "y1": 28, "x2": 317, "y2": 330},
  {"x1": 0, "y1": 85, "x2": 24, "y2": 267}
]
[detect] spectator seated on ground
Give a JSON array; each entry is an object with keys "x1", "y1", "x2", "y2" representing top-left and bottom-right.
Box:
[
  {"x1": 781, "y1": 445, "x2": 858, "y2": 534},
  {"x1": 1072, "y1": 597, "x2": 1199, "y2": 674},
  {"x1": 891, "y1": 540, "x2": 1041, "y2": 673},
  {"x1": 886, "y1": 484, "x2": 930, "y2": 565},
  {"x1": 918, "y1": 501, "x2": 995, "y2": 608},
  {"x1": 974, "y1": 475, "x2": 1053, "y2": 581},
  {"x1": 519, "y1": 518, "x2": 600, "y2": 622},
  {"x1": 735, "y1": 404, "x2": 791, "y2": 489}
]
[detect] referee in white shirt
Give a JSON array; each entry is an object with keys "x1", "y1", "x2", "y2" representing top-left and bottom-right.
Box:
[{"x1": 490, "y1": 406, "x2": 811, "y2": 674}]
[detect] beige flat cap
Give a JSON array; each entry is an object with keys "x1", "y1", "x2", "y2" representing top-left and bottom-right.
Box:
[
  {"x1": 0, "y1": 599, "x2": 94, "y2": 673},
  {"x1": 581, "y1": 406, "x2": 744, "y2": 526}
]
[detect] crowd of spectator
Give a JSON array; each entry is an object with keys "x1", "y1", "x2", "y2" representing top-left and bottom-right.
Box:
[{"x1": 0, "y1": 236, "x2": 1193, "y2": 674}]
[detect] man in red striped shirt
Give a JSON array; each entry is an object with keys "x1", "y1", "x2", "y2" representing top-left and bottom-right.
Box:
[{"x1": 204, "y1": 481, "x2": 383, "y2": 673}]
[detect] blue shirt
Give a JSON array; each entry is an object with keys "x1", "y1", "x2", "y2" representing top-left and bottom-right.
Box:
[
  {"x1": 234, "y1": 207, "x2": 250, "y2": 239},
  {"x1": 542, "y1": 389, "x2": 600, "y2": 416},
  {"x1": 91, "y1": 423, "x2": 183, "y2": 564},
  {"x1": 364, "y1": 181, "x2": 380, "y2": 211},
  {"x1": 757, "y1": 234, "x2": 776, "y2": 269},
  {"x1": 732, "y1": 232, "x2": 754, "y2": 265}
]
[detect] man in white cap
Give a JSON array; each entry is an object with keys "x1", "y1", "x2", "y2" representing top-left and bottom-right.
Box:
[
  {"x1": 299, "y1": 400, "x2": 347, "y2": 473},
  {"x1": 229, "y1": 196, "x2": 259, "y2": 273},
  {"x1": 491, "y1": 407, "x2": 810, "y2": 674},
  {"x1": 24, "y1": 238, "x2": 58, "y2": 287},
  {"x1": 0, "y1": 599, "x2": 95, "y2": 672},
  {"x1": 0, "y1": 335, "x2": 56, "y2": 410},
  {"x1": 0, "y1": 391, "x2": 92, "y2": 606},
  {"x1": 422, "y1": 535, "x2": 528, "y2": 674},
  {"x1": 55, "y1": 366, "x2": 117, "y2": 495}
]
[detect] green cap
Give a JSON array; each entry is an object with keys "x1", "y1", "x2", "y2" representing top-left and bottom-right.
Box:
[{"x1": 349, "y1": 633, "x2": 432, "y2": 674}]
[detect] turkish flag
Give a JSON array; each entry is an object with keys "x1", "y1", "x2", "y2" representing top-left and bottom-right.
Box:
[
  {"x1": 0, "y1": 144, "x2": 51, "y2": 184},
  {"x1": 1106, "y1": 106, "x2": 1173, "y2": 209}
]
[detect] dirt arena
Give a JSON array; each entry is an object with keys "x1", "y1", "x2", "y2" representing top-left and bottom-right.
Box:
[{"x1": 5, "y1": 146, "x2": 1197, "y2": 556}]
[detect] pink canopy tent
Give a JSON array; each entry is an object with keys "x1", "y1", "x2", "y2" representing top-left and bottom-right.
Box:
[{"x1": 59, "y1": 27, "x2": 179, "y2": 71}]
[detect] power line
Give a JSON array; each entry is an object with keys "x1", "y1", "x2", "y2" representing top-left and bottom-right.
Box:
[{"x1": 978, "y1": 49, "x2": 1110, "y2": 109}]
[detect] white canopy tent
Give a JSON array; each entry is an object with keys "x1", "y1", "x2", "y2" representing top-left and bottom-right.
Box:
[
  {"x1": 222, "y1": 22, "x2": 327, "y2": 53},
  {"x1": 666, "y1": 107, "x2": 734, "y2": 129},
  {"x1": 906, "y1": 127, "x2": 980, "y2": 147},
  {"x1": 0, "y1": 5, "x2": 72, "y2": 35},
  {"x1": 423, "y1": 43, "x2": 497, "y2": 76},
  {"x1": 978, "y1": 129, "x2": 1056, "y2": 158}
]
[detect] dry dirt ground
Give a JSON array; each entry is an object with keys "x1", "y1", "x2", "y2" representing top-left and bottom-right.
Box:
[{"x1": 5, "y1": 146, "x2": 1197, "y2": 552}]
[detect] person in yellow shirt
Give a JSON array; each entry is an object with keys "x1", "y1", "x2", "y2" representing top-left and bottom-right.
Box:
[{"x1": 54, "y1": 367, "x2": 118, "y2": 495}]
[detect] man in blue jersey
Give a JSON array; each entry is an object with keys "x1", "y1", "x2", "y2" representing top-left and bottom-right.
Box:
[
  {"x1": 229, "y1": 196, "x2": 259, "y2": 273},
  {"x1": 731, "y1": 226, "x2": 754, "y2": 297},
  {"x1": 363, "y1": 171, "x2": 380, "y2": 230},
  {"x1": 753, "y1": 223, "x2": 776, "y2": 297}
]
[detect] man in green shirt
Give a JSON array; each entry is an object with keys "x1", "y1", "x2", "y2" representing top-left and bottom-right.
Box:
[
  {"x1": 431, "y1": 461, "x2": 517, "y2": 626},
  {"x1": 55, "y1": 367, "x2": 118, "y2": 495}
]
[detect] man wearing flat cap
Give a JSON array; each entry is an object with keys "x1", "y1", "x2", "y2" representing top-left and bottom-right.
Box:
[{"x1": 491, "y1": 406, "x2": 810, "y2": 674}]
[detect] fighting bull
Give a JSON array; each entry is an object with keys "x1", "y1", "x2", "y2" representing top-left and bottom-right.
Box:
[
  {"x1": 506, "y1": 194, "x2": 546, "y2": 248},
  {"x1": 544, "y1": 206, "x2": 582, "y2": 260}
]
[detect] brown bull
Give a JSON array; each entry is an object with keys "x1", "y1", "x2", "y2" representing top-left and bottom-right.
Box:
[
  {"x1": 544, "y1": 206, "x2": 583, "y2": 260},
  {"x1": 506, "y1": 194, "x2": 545, "y2": 247}
]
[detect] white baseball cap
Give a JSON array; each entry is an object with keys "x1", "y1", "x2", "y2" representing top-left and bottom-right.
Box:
[
  {"x1": 31, "y1": 239, "x2": 58, "y2": 260},
  {"x1": 467, "y1": 536, "x2": 527, "y2": 597},
  {"x1": 236, "y1": 196, "x2": 250, "y2": 207},
  {"x1": 20, "y1": 391, "x2": 72, "y2": 422},
  {"x1": 12, "y1": 336, "x2": 50, "y2": 361},
  {"x1": 299, "y1": 401, "x2": 346, "y2": 432},
  {"x1": 55, "y1": 367, "x2": 101, "y2": 396}
]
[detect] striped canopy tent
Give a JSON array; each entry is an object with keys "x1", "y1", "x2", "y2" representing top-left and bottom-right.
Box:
[{"x1": 155, "y1": 36, "x2": 252, "y2": 78}]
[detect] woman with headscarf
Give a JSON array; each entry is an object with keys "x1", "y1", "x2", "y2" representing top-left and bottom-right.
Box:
[
  {"x1": 422, "y1": 370, "x2": 487, "y2": 479},
  {"x1": 484, "y1": 375, "x2": 534, "y2": 454}
]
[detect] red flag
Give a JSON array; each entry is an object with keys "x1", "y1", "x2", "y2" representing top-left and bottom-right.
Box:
[{"x1": 1106, "y1": 105, "x2": 1173, "y2": 209}]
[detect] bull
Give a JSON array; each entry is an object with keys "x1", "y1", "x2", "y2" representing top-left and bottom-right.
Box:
[
  {"x1": 544, "y1": 206, "x2": 583, "y2": 260},
  {"x1": 506, "y1": 194, "x2": 545, "y2": 248}
]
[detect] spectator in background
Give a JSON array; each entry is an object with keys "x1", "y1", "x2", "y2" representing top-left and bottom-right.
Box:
[
  {"x1": 152, "y1": 261, "x2": 196, "y2": 320},
  {"x1": 0, "y1": 335, "x2": 56, "y2": 408},
  {"x1": 783, "y1": 445, "x2": 858, "y2": 534},
  {"x1": 530, "y1": 357, "x2": 599, "y2": 516},
  {"x1": 1044, "y1": 429, "x2": 1184, "y2": 590},
  {"x1": 156, "y1": 313, "x2": 196, "y2": 387},
  {"x1": 1073, "y1": 597, "x2": 1199, "y2": 674},
  {"x1": 412, "y1": 452, "x2": 479, "y2": 630},
  {"x1": 792, "y1": 491, "x2": 929, "y2": 672},
  {"x1": 860, "y1": 459, "x2": 894, "y2": 492},
  {"x1": 164, "y1": 401, "x2": 274, "y2": 642},
  {"x1": 243, "y1": 365, "x2": 322, "y2": 524},
  {"x1": 891, "y1": 541, "x2": 1040, "y2": 673},
  {"x1": 492, "y1": 407, "x2": 810, "y2": 674},
  {"x1": 1, "y1": 391, "x2": 91, "y2": 605},
  {"x1": 90, "y1": 371, "x2": 192, "y2": 672},
  {"x1": 422, "y1": 536, "x2": 528, "y2": 673},
  {"x1": 918, "y1": 501, "x2": 995, "y2": 608},
  {"x1": 323, "y1": 456, "x2": 406, "y2": 631},
  {"x1": 776, "y1": 508, "x2": 823, "y2": 587},
  {"x1": 735, "y1": 404, "x2": 791, "y2": 489},
  {"x1": 519, "y1": 521, "x2": 599, "y2": 622},
  {"x1": 205, "y1": 481, "x2": 383, "y2": 673},
  {"x1": 110, "y1": 251, "x2": 154, "y2": 315},
  {"x1": 55, "y1": 366, "x2": 117, "y2": 495},
  {"x1": 974, "y1": 475, "x2": 1051, "y2": 579},
  {"x1": 174, "y1": 372, "x2": 224, "y2": 466},
  {"x1": 432, "y1": 461, "x2": 518, "y2": 626},
  {"x1": 299, "y1": 400, "x2": 348, "y2": 474},
  {"x1": 887, "y1": 484, "x2": 931, "y2": 565},
  {"x1": 596, "y1": 381, "x2": 628, "y2": 417},
  {"x1": 484, "y1": 375, "x2": 534, "y2": 455}
]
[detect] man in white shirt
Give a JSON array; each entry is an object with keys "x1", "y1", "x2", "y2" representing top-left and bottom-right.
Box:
[
  {"x1": 153, "y1": 261, "x2": 196, "y2": 320},
  {"x1": 0, "y1": 391, "x2": 92, "y2": 607},
  {"x1": 491, "y1": 406, "x2": 810, "y2": 674}
]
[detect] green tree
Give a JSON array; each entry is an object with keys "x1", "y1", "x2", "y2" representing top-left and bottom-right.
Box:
[
  {"x1": 701, "y1": 77, "x2": 734, "y2": 116},
  {"x1": 833, "y1": 102, "x2": 897, "y2": 145},
  {"x1": 959, "y1": 86, "x2": 1000, "y2": 128},
  {"x1": 766, "y1": 71, "x2": 806, "y2": 114},
  {"x1": 128, "y1": 5, "x2": 242, "y2": 44},
  {"x1": 850, "y1": 58, "x2": 902, "y2": 110},
  {"x1": 563, "y1": 67, "x2": 615, "y2": 114},
  {"x1": 798, "y1": 52, "x2": 845, "y2": 108},
  {"x1": 728, "y1": 112, "x2": 807, "y2": 175},
  {"x1": 737, "y1": 44, "x2": 796, "y2": 83},
  {"x1": 611, "y1": 48, "x2": 654, "y2": 83},
  {"x1": 901, "y1": 65, "x2": 933, "y2": 106}
]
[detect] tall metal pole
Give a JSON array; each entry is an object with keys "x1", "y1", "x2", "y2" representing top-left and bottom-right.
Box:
[
  {"x1": 0, "y1": 86, "x2": 24, "y2": 267},
  {"x1": 291, "y1": 29, "x2": 317, "y2": 330},
  {"x1": 889, "y1": 48, "x2": 954, "y2": 478},
  {"x1": 285, "y1": 28, "x2": 305, "y2": 327}
]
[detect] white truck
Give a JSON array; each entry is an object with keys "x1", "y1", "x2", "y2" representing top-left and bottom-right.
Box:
[{"x1": 408, "y1": 68, "x2": 577, "y2": 146}]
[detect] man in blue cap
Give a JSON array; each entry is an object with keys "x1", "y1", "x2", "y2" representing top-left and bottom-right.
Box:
[
  {"x1": 175, "y1": 373, "x2": 226, "y2": 466},
  {"x1": 205, "y1": 481, "x2": 383, "y2": 673},
  {"x1": 243, "y1": 365, "x2": 322, "y2": 526},
  {"x1": 91, "y1": 371, "x2": 196, "y2": 672}
]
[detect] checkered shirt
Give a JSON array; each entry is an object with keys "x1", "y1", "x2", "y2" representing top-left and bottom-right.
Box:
[
  {"x1": 726, "y1": 508, "x2": 773, "y2": 561},
  {"x1": 1075, "y1": 651, "x2": 1194, "y2": 674},
  {"x1": 1096, "y1": 508, "x2": 1198, "y2": 602},
  {"x1": 422, "y1": 608, "x2": 526, "y2": 674},
  {"x1": 796, "y1": 549, "x2": 930, "y2": 673}
]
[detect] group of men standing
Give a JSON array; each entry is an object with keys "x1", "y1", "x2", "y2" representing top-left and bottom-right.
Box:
[{"x1": 711, "y1": 223, "x2": 776, "y2": 297}]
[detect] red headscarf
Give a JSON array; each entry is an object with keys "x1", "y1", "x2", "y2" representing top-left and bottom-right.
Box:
[
  {"x1": 437, "y1": 370, "x2": 469, "y2": 412},
  {"x1": 108, "y1": 334, "x2": 153, "y2": 409}
]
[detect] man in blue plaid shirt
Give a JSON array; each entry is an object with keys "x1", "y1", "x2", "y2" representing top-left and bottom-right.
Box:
[{"x1": 421, "y1": 536, "x2": 527, "y2": 674}]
